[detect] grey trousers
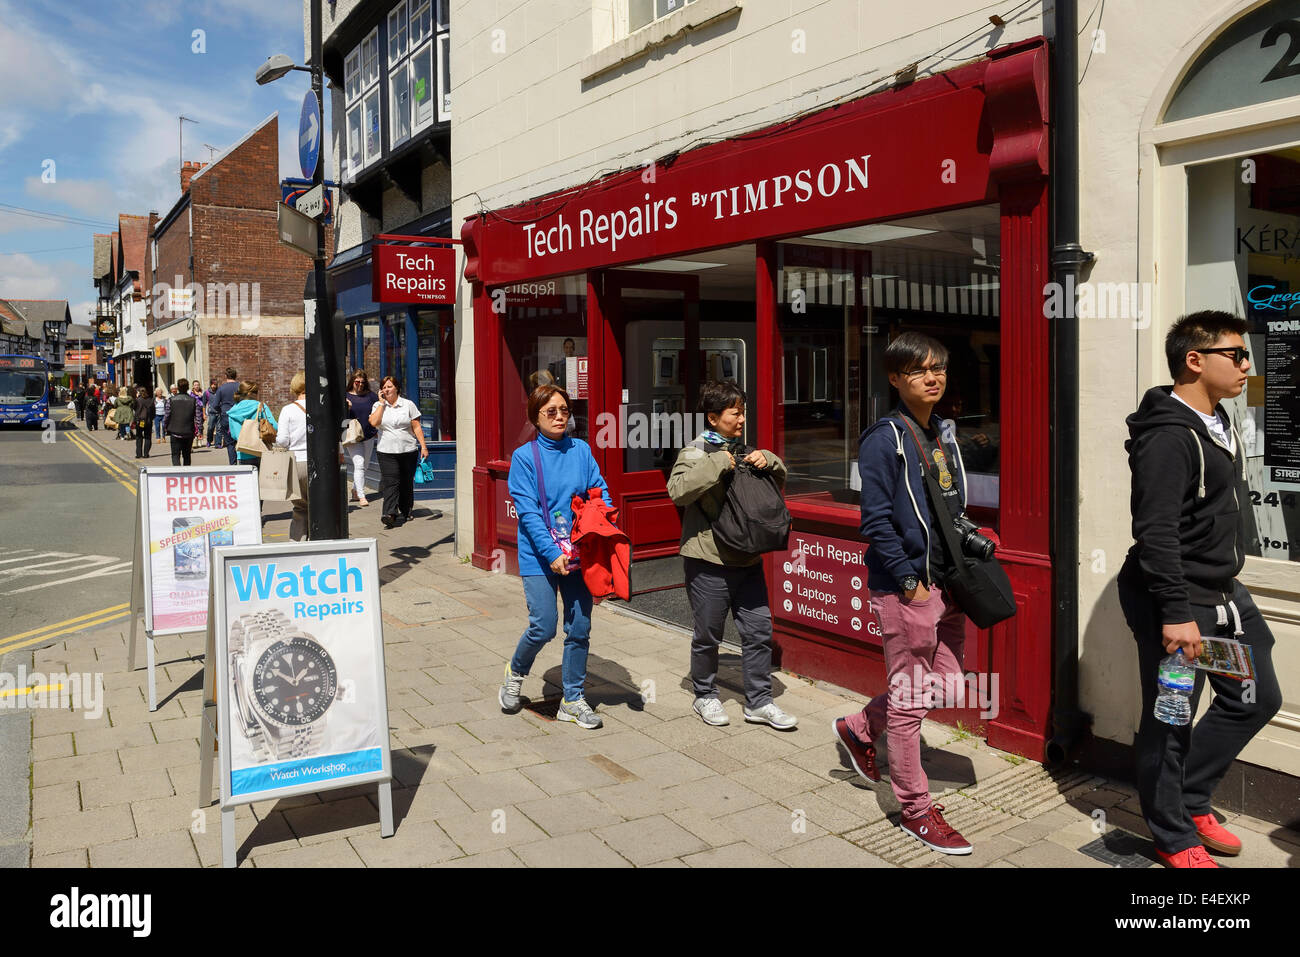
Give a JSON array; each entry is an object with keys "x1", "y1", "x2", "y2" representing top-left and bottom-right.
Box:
[{"x1": 683, "y1": 557, "x2": 774, "y2": 709}]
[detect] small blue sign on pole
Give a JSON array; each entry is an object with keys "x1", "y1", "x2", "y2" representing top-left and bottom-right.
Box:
[{"x1": 299, "y1": 91, "x2": 321, "y2": 180}]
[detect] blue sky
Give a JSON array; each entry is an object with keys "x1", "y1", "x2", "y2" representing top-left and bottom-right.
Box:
[{"x1": 0, "y1": 0, "x2": 324, "y2": 324}]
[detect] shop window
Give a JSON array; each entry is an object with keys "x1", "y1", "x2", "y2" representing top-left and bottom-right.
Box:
[
  {"x1": 1187, "y1": 151, "x2": 1300, "y2": 562},
  {"x1": 776, "y1": 204, "x2": 1002, "y2": 526},
  {"x1": 414, "y1": 311, "x2": 455, "y2": 440},
  {"x1": 499, "y1": 275, "x2": 589, "y2": 455}
]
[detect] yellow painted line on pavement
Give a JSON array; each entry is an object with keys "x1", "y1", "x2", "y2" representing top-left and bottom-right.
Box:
[
  {"x1": 0, "y1": 603, "x2": 131, "y2": 645},
  {"x1": 67, "y1": 430, "x2": 132, "y2": 480},
  {"x1": 0, "y1": 609, "x2": 131, "y2": 657},
  {"x1": 65, "y1": 431, "x2": 136, "y2": 493},
  {"x1": 0, "y1": 683, "x2": 64, "y2": 699}
]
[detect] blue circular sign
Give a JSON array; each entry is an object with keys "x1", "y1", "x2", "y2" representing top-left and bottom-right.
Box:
[{"x1": 299, "y1": 91, "x2": 321, "y2": 180}]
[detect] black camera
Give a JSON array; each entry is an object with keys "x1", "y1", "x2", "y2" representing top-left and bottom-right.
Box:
[{"x1": 953, "y1": 515, "x2": 996, "y2": 561}]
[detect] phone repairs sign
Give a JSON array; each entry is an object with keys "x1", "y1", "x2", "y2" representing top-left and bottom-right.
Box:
[{"x1": 139, "y1": 466, "x2": 262, "y2": 635}]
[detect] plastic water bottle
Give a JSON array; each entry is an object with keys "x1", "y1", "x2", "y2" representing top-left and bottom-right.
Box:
[
  {"x1": 552, "y1": 511, "x2": 578, "y2": 569},
  {"x1": 1154, "y1": 650, "x2": 1194, "y2": 726}
]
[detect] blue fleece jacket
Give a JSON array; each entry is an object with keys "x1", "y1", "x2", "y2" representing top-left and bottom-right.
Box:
[
  {"x1": 508, "y1": 433, "x2": 612, "y2": 576},
  {"x1": 858, "y1": 412, "x2": 967, "y2": 592}
]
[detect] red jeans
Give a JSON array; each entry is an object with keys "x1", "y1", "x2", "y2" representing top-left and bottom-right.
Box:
[{"x1": 843, "y1": 586, "x2": 966, "y2": 818}]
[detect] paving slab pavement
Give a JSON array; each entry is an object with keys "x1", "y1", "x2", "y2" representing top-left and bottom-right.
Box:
[{"x1": 12, "y1": 424, "x2": 1300, "y2": 868}]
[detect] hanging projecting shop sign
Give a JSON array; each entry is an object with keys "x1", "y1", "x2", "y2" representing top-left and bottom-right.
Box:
[{"x1": 371, "y1": 244, "x2": 456, "y2": 305}]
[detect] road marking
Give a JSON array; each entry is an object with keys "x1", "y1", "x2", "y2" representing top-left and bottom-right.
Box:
[
  {"x1": 0, "y1": 602, "x2": 131, "y2": 645},
  {"x1": 2, "y1": 560, "x2": 132, "y2": 594},
  {"x1": 0, "y1": 554, "x2": 114, "y2": 576},
  {"x1": 0, "y1": 609, "x2": 131, "y2": 656},
  {"x1": 65, "y1": 431, "x2": 136, "y2": 494},
  {"x1": 0, "y1": 683, "x2": 64, "y2": 699}
]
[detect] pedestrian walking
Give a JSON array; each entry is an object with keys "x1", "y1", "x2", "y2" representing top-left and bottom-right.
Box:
[
  {"x1": 190, "y1": 381, "x2": 206, "y2": 447},
  {"x1": 213, "y1": 367, "x2": 240, "y2": 465},
  {"x1": 498, "y1": 384, "x2": 611, "y2": 730},
  {"x1": 113, "y1": 385, "x2": 133, "y2": 440},
  {"x1": 132, "y1": 386, "x2": 155, "y2": 459},
  {"x1": 667, "y1": 380, "x2": 796, "y2": 733},
  {"x1": 74, "y1": 385, "x2": 85, "y2": 421},
  {"x1": 343, "y1": 369, "x2": 379, "y2": 507},
  {"x1": 227, "y1": 381, "x2": 277, "y2": 466},
  {"x1": 1117, "y1": 311, "x2": 1282, "y2": 868},
  {"x1": 153, "y1": 388, "x2": 165, "y2": 439},
  {"x1": 275, "y1": 372, "x2": 309, "y2": 541},
  {"x1": 201, "y1": 378, "x2": 219, "y2": 447},
  {"x1": 163, "y1": 378, "x2": 202, "y2": 465},
  {"x1": 369, "y1": 375, "x2": 428, "y2": 529},
  {"x1": 831, "y1": 332, "x2": 974, "y2": 855},
  {"x1": 84, "y1": 389, "x2": 100, "y2": 431}
]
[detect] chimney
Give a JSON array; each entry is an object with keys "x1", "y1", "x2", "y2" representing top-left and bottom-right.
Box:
[{"x1": 180, "y1": 160, "x2": 207, "y2": 193}]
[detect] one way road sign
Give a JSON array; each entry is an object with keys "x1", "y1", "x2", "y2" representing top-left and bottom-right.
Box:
[{"x1": 299, "y1": 90, "x2": 320, "y2": 180}]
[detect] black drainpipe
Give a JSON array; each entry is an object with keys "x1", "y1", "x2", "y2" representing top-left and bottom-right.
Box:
[{"x1": 1045, "y1": 0, "x2": 1094, "y2": 765}]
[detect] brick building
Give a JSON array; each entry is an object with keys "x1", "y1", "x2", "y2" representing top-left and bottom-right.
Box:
[{"x1": 145, "y1": 113, "x2": 332, "y2": 411}]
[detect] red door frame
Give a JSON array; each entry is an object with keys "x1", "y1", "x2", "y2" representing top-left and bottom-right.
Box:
[{"x1": 466, "y1": 39, "x2": 1053, "y2": 758}]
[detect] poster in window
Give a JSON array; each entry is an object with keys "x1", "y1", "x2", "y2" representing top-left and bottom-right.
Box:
[{"x1": 538, "y1": 336, "x2": 586, "y2": 392}]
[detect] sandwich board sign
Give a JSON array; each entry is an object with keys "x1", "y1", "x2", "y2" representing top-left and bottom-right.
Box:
[
  {"x1": 197, "y1": 538, "x2": 394, "y2": 867},
  {"x1": 127, "y1": 466, "x2": 262, "y2": 711}
]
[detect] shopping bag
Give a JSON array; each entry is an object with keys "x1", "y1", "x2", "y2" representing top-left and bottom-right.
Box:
[
  {"x1": 340, "y1": 419, "x2": 363, "y2": 445},
  {"x1": 258, "y1": 448, "x2": 296, "y2": 501},
  {"x1": 236, "y1": 416, "x2": 268, "y2": 457}
]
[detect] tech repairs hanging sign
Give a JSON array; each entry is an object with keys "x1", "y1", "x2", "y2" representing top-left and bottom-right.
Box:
[{"x1": 371, "y1": 244, "x2": 455, "y2": 304}]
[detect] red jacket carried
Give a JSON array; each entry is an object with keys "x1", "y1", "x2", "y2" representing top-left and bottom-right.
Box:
[{"x1": 570, "y1": 488, "x2": 631, "y2": 602}]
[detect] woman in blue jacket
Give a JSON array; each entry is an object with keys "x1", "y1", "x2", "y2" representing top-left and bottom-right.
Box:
[
  {"x1": 226, "y1": 381, "x2": 277, "y2": 466},
  {"x1": 499, "y1": 384, "x2": 612, "y2": 730}
]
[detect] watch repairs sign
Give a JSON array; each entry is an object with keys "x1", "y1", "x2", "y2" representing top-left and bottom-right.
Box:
[
  {"x1": 371, "y1": 244, "x2": 455, "y2": 305},
  {"x1": 210, "y1": 539, "x2": 391, "y2": 807}
]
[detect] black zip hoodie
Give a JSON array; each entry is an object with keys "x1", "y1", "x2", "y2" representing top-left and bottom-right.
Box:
[{"x1": 1121, "y1": 385, "x2": 1249, "y2": 623}]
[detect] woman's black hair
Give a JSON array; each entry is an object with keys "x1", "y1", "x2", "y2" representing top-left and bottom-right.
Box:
[{"x1": 697, "y1": 380, "x2": 746, "y2": 416}]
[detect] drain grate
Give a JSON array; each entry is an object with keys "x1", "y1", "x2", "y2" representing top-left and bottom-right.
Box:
[
  {"x1": 848, "y1": 761, "x2": 1110, "y2": 865},
  {"x1": 1077, "y1": 831, "x2": 1160, "y2": 868}
]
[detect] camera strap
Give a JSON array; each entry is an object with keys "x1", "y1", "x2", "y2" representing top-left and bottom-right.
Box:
[{"x1": 898, "y1": 415, "x2": 968, "y2": 570}]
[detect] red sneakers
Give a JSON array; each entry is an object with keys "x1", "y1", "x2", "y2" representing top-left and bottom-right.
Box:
[
  {"x1": 1156, "y1": 845, "x2": 1219, "y2": 868},
  {"x1": 832, "y1": 717, "x2": 881, "y2": 782},
  {"x1": 1191, "y1": 813, "x2": 1242, "y2": 856},
  {"x1": 900, "y1": 803, "x2": 972, "y2": 855}
]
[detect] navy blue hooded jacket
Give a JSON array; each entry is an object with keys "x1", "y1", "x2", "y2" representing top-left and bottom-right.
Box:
[{"x1": 858, "y1": 411, "x2": 968, "y2": 591}]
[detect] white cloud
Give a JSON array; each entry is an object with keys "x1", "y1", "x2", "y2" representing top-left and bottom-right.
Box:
[
  {"x1": 24, "y1": 177, "x2": 118, "y2": 220},
  {"x1": 0, "y1": 252, "x2": 74, "y2": 299}
]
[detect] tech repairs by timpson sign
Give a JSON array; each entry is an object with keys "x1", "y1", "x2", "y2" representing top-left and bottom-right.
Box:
[{"x1": 371, "y1": 245, "x2": 455, "y2": 305}]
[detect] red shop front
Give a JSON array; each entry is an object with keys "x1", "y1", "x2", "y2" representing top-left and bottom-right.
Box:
[{"x1": 463, "y1": 39, "x2": 1053, "y2": 759}]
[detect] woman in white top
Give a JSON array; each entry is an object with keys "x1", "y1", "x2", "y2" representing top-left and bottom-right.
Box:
[
  {"x1": 275, "y1": 371, "x2": 310, "y2": 541},
  {"x1": 369, "y1": 374, "x2": 428, "y2": 528}
]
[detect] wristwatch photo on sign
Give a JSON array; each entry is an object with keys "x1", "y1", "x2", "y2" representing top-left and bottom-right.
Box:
[{"x1": 230, "y1": 609, "x2": 340, "y2": 763}]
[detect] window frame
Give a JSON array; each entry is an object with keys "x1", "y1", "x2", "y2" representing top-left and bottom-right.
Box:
[{"x1": 345, "y1": 26, "x2": 381, "y2": 179}]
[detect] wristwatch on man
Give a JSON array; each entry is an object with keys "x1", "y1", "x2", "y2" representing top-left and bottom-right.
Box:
[
  {"x1": 899, "y1": 575, "x2": 920, "y2": 594},
  {"x1": 230, "y1": 609, "x2": 339, "y2": 763}
]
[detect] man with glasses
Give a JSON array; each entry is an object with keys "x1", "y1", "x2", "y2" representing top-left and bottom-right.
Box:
[
  {"x1": 1118, "y1": 310, "x2": 1282, "y2": 868},
  {"x1": 832, "y1": 331, "x2": 975, "y2": 855}
]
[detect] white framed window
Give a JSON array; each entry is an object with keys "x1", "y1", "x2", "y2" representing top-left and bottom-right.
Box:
[
  {"x1": 438, "y1": 30, "x2": 450, "y2": 120},
  {"x1": 387, "y1": 2, "x2": 407, "y2": 64},
  {"x1": 345, "y1": 26, "x2": 380, "y2": 178},
  {"x1": 411, "y1": 0, "x2": 431, "y2": 47},
  {"x1": 390, "y1": 58, "x2": 411, "y2": 148},
  {"x1": 628, "y1": 0, "x2": 696, "y2": 34},
  {"x1": 411, "y1": 41, "x2": 434, "y2": 130},
  {"x1": 435, "y1": 0, "x2": 448, "y2": 30}
]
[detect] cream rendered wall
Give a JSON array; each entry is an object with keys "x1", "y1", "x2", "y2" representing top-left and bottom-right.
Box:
[{"x1": 450, "y1": 0, "x2": 1052, "y2": 554}]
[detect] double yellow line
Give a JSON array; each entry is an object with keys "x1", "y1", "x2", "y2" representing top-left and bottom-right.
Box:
[
  {"x1": 0, "y1": 603, "x2": 131, "y2": 657},
  {"x1": 63, "y1": 418, "x2": 137, "y2": 495}
]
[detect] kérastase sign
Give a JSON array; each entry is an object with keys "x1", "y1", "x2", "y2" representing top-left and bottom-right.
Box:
[{"x1": 371, "y1": 244, "x2": 455, "y2": 305}]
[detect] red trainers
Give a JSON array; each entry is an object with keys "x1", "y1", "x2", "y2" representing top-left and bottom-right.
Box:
[
  {"x1": 832, "y1": 717, "x2": 881, "y2": 782},
  {"x1": 900, "y1": 803, "x2": 972, "y2": 855},
  {"x1": 1191, "y1": 813, "x2": 1242, "y2": 856},
  {"x1": 1156, "y1": 845, "x2": 1219, "y2": 868}
]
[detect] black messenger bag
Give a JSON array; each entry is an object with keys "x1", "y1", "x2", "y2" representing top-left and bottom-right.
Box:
[
  {"x1": 711, "y1": 458, "x2": 792, "y2": 555},
  {"x1": 900, "y1": 419, "x2": 1017, "y2": 629}
]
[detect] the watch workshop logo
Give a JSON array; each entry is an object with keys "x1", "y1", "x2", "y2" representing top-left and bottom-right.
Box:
[
  {"x1": 0, "y1": 667, "x2": 103, "y2": 720},
  {"x1": 49, "y1": 887, "x2": 151, "y2": 937}
]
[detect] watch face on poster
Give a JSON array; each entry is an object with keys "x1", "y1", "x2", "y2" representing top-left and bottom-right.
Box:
[{"x1": 253, "y1": 637, "x2": 338, "y2": 727}]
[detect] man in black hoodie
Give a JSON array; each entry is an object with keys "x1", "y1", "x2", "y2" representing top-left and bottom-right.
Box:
[{"x1": 1118, "y1": 310, "x2": 1281, "y2": 868}]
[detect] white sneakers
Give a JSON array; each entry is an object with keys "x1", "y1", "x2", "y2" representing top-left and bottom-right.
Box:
[
  {"x1": 693, "y1": 696, "x2": 730, "y2": 726},
  {"x1": 693, "y1": 697, "x2": 798, "y2": 730}
]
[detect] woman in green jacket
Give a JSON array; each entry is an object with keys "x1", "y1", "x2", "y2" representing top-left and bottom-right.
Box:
[{"x1": 667, "y1": 380, "x2": 795, "y2": 732}]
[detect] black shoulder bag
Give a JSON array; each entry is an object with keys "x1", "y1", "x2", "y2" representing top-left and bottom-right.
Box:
[{"x1": 899, "y1": 418, "x2": 1017, "y2": 629}]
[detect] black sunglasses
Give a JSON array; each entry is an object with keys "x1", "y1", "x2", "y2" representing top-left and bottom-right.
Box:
[{"x1": 1196, "y1": 347, "x2": 1250, "y2": 365}]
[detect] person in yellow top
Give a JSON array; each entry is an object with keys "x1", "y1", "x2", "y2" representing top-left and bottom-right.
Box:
[{"x1": 667, "y1": 380, "x2": 794, "y2": 731}]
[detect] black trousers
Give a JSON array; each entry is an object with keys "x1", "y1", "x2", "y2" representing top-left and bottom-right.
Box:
[
  {"x1": 135, "y1": 426, "x2": 152, "y2": 458},
  {"x1": 378, "y1": 449, "x2": 418, "y2": 519},
  {"x1": 1117, "y1": 568, "x2": 1282, "y2": 853},
  {"x1": 683, "y1": 557, "x2": 774, "y2": 709},
  {"x1": 169, "y1": 434, "x2": 193, "y2": 466}
]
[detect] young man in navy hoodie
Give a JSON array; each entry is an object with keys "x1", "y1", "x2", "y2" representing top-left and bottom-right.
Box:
[
  {"x1": 832, "y1": 331, "x2": 975, "y2": 855},
  {"x1": 1118, "y1": 310, "x2": 1281, "y2": 868}
]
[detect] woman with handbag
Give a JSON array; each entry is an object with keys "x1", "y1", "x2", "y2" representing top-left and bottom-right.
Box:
[
  {"x1": 343, "y1": 369, "x2": 379, "y2": 506},
  {"x1": 275, "y1": 371, "x2": 310, "y2": 540},
  {"x1": 667, "y1": 380, "x2": 795, "y2": 732},
  {"x1": 369, "y1": 375, "x2": 427, "y2": 529},
  {"x1": 497, "y1": 384, "x2": 611, "y2": 730},
  {"x1": 132, "y1": 386, "x2": 155, "y2": 459},
  {"x1": 227, "y1": 381, "x2": 278, "y2": 466},
  {"x1": 113, "y1": 386, "x2": 133, "y2": 440}
]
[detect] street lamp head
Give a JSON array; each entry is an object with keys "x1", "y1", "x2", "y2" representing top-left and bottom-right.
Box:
[{"x1": 255, "y1": 53, "x2": 298, "y2": 85}]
